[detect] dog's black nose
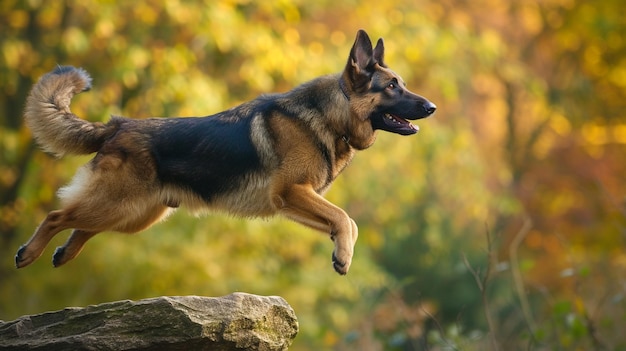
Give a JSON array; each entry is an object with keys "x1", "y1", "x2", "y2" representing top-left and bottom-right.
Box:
[{"x1": 424, "y1": 101, "x2": 437, "y2": 115}]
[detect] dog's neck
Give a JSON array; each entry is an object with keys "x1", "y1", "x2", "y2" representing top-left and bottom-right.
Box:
[{"x1": 335, "y1": 75, "x2": 376, "y2": 151}]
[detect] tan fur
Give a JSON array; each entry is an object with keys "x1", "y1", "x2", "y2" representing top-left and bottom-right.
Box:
[{"x1": 16, "y1": 30, "x2": 435, "y2": 274}]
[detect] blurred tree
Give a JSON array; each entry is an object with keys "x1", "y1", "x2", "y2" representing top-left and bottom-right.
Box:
[{"x1": 1, "y1": 0, "x2": 625, "y2": 350}]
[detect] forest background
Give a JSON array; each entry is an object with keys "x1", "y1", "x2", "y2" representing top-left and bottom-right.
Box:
[{"x1": 1, "y1": 0, "x2": 625, "y2": 350}]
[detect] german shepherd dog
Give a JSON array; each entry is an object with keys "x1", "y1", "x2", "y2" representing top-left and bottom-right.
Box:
[{"x1": 15, "y1": 30, "x2": 435, "y2": 275}]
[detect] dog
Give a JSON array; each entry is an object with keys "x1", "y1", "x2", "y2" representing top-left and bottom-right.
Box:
[{"x1": 15, "y1": 30, "x2": 435, "y2": 275}]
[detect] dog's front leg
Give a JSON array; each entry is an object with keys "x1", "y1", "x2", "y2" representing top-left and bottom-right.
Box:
[{"x1": 274, "y1": 183, "x2": 358, "y2": 275}]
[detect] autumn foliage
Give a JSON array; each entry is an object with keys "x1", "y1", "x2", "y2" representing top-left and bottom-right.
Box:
[{"x1": 1, "y1": 1, "x2": 625, "y2": 350}]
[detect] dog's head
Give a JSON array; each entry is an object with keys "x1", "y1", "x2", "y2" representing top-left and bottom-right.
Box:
[{"x1": 342, "y1": 30, "x2": 436, "y2": 137}]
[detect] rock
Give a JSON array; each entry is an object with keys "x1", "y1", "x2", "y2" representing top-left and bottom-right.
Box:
[{"x1": 0, "y1": 292, "x2": 298, "y2": 351}]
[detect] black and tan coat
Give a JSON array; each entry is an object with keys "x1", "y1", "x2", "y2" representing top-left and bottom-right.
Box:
[{"x1": 16, "y1": 30, "x2": 435, "y2": 275}]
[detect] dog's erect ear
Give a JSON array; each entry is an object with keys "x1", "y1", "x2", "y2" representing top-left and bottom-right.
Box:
[
  {"x1": 349, "y1": 31, "x2": 386, "y2": 72},
  {"x1": 345, "y1": 30, "x2": 379, "y2": 92},
  {"x1": 373, "y1": 38, "x2": 386, "y2": 68},
  {"x1": 349, "y1": 30, "x2": 375, "y2": 75}
]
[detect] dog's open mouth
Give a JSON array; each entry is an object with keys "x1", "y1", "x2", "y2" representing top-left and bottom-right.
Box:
[{"x1": 381, "y1": 113, "x2": 419, "y2": 135}]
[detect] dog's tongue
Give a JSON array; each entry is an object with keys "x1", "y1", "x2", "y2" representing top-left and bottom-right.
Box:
[{"x1": 384, "y1": 113, "x2": 419, "y2": 135}]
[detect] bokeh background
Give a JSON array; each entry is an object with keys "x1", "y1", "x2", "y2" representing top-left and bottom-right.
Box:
[{"x1": 1, "y1": 0, "x2": 625, "y2": 350}]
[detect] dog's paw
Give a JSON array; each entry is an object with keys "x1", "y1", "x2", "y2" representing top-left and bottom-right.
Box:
[
  {"x1": 15, "y1": 245, "x2": 41, "y2": 269},
  {"x1": 332, "y1": 251, "x2": 350, "y2": 275},
  {"x1": 52, "y1": 246, "x2": 66, "y2": 267},
  {"x1": 15, "y1": 245, "x2": 28, "y2": 268}
]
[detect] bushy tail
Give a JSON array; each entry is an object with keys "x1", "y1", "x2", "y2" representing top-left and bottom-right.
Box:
[{"x1": 24, "y1": 66, "x2": 116, "y2": 157}]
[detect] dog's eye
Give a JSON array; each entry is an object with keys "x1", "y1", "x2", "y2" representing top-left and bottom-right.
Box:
[{"x1": 386, "y1": 83, "x2": 396, "y2": 90}]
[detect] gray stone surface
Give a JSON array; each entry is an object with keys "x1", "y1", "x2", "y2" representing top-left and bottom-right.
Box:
[{"x1": 0, "y1": 292, "x2": 298, "y2": 350}]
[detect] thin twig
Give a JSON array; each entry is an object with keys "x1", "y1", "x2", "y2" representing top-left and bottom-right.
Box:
[
  {"x1": 509, "y1": 218, "x2": 535, "y2": 335},
  {"x1": 463, "y1": 225, "x2": 501, "y2": 351},
  {"x1": 463, "y1": 252, "x2": 499, "y2": 351},
  {"x1": 420, "y1": 305, "x2": 460, "y2": 351}
]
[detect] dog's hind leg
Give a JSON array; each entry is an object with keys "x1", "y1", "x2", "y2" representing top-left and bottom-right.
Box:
[
  {"x1": 17, "y1": 201, "x2": 170, "y2": 268},
  {"x1": 15, "y1": 209, "x2": 76, "y2": 268},
  {"x1": 51, "y1": 201, "x2": 171, "y2": 267},
  {"x1": 52, "y1": 230, "x2": 98, "y2": 267},
  {"x1": 17, "y1": 161, "x2": 169, "y2": 268}
]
